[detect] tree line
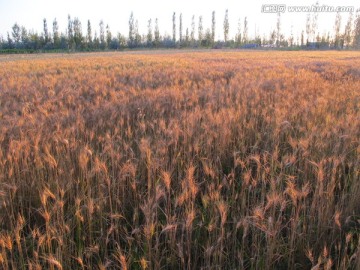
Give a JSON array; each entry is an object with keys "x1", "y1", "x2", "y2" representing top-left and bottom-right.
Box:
[{"x1": 1, "y1": 10, "x2": 360, "y2": 53}]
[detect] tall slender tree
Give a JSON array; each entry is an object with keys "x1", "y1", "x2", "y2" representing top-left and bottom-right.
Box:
[
  {"x1": 211, "y1": 11, "x2": 216, "y2": 44},
  {"x1": 344, "y1": 12, "x2": 353, "y2": 48},
  {"x1": 311, "y1": 2, "x2": 319, "y2": 42},
  {"x1": 235, "y1": 18, "x2": 241, "y2": 46},
  {"x1": 191, "y1": 15, "x2": 195, "y2": 45},
  {"x1": 306, "y1": 13, "x2": 311, "y2": 43},
  {"x1": 185, "y1": 28, "x2": 189, "y2": 46},
  {"x1": 106, "y1": 24, "x2": 112, "y2": 49},
  {"x1": 7, "y1": 32, "x2": 14, "y2": 48},
  {"x1": 86, "y1": 20, "x2": 92, "y2": 48},
  {"x1": 67, "y1": 15, "x2": 74, "y2": 49},
  {"x1": 276, "y1": 12, "x2": 281, "y2": 47},
  {"x1": 204, "y1": 28, "x2": 212, "y2": 47},
  {"x1": 93, "y1": 31, "x2": 100, "y2": 49},
  {"x1": 301, "y1": 30, "x2": 305, "y2": 46},
  {"x1": 289, "y1": 25, "x2": 294, "y2": 47},
  {"x1": 154, "y1": 18, "x2": 160, "y2": 47},
  {"x1": 53, "y1": 18, "x2": 59, "y2": 47},
  {"x1": 198, "y1": 16, "x2": 203, "y2": 45},
  {"x1": 223, "y1": 9, "x2": 229, "y2": 43},
  {"x1": 243, "y1": 17, "x2": 248, "y2": 44},
  {"x1": 172, "y1": 12, "x2": 176, "y2": 43},
  {"x1": 43, "y1": 18, "x2": 49, "y2": 44},
  {"x1": 353, "y1": 12, "x2": 360, "y2": 49},
  {"x1": 128, "y1": 12, "x2": 135, "y2": 48},
  {"x1": 11, "y1": 23, "x2": 21, "y2": 44},
  {"x1": 99, "y1": 20, "x2": 105, "y2": 49},
  {"x1": 20, "y1": 26, "x2": 28, "y2": 47},
  {"x1": 334, "y1": 12, "x2": 342, "y2": 48},
  {"x1": 73, "y1": 17, "x2": 83, "y2": 49},
  {"x1": 179, "y1": 13, "x2": 183, "y2": 44},
  {"x1": 135, "y1": 20, "x2": 141, "y2": 47},
  {"x1": 147, "y1": 19, "x2": 153, "y2": 47}
]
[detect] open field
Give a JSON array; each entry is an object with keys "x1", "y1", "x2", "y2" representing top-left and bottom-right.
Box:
[{"x1": 0, "y1": 51, "x2": 359, "y2": 269}]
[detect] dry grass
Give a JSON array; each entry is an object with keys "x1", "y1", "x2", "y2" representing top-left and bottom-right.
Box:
[{"x1": 0, "y1": 51, "x2": 359, "y2": 269}]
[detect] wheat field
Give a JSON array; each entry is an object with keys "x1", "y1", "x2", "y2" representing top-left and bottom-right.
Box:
[{"x1": 0, "y1": 51, "x2": 359, "y2": 269}]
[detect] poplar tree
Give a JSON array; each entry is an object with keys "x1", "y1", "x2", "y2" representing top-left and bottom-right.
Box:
[
  {"x1": 154, "y1": 18, "x2": 160, "y2": 47},
  {"x1": 353, "y1": 12, "x2": 360, "y2": 49},
  {"x1": 87, "y1": 20, "x2": 92, "y2": 48},
  {"x1": 344, "y1": 12, "x2": 353, "y2": 48},
  {"x1": 306, "y1": 13, "x2": 311, "y2": 43},
  {"x1": 223, "y1": 9, "x2": 229, "y2": 43},
  {"x1": 243, "y1": 17, "x2": 248, "y2": 44},
  {"x1": 53, "y1": 18, "x2": 59, "y2": 47},
  {"x1": 11, "y1": 23, "x2": 21, "y2": 44},
  {"x1": 147, "y1": 19, "x2": 153, "y2": 47},
  {"x1": 211, "y1": 11, "x2": 215, "y2": 44},
  {"x1": 135, "y1": 20, "x2": 141, "y2": 47},
  {"x1": 179, "y1": 13, "x2": 183, "y2": 44},
  {"x1": 191, "y1": 15, "x2": 195, "y2": 45},
  {"x1": 43, "y1": 18, "x2": 49, "y2": 44},
  {"x1": 198, "y1": 16, "x2": 203, "y2": 45},
  {"x1": 172, "y1": 12, "x2": 176, "y2": 43},
  {"x1": 276, "y1": 13, "x2": 281, "y2": 47},
  {"x1": 235, "y1": 18, "x2": 241, "y2": 46},
  {"x1": 73, "y1": 17, "x2": 83, "y2": 49},
  {"x1": 128, "y1": 12, "x2": 135, "y2": 48},
  {"x1": 106, "y1": 24, "x2": 112, "y2": 48},
  {"x1": 99, "y1": 20, "x2": 105, "y2": 49},
  {"x1": 67, "y1": 15, "x2": 74, "y2": 49},
  {"x1": 334, "y1": 12, "x2": 342, "y2": 48}
]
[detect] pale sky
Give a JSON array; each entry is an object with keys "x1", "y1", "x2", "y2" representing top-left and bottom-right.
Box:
[{"x1": 0, "y1": 0, "x2": 358, "y2": 41}]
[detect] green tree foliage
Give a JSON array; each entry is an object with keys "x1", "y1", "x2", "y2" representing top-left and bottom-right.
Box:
[
  {"x1": 0, "y1": 10, "x2": 355, "y2": 52},
  {"x1": 93, "y1": 31, "x2": 100, "y2": 50},
  {"x1": 20, "y1": 26, "x2": 28, "y2": 47},
  {"x1": 7, "y1": 32, "x2": 13, "y2": 48},
  {"x1": 203, "y1": 28, "x2": 212, "y2": 47},
  {"x1": 12, "y1": 23, "x2": 21, "y2": 44}
]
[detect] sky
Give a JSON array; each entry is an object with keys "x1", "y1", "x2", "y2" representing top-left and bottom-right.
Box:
[{"x1": 0, "y1": 0, "x2": 358, "y2": 41}]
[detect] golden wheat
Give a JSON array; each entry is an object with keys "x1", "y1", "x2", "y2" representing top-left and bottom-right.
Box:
[{"x1": 0, "y1": 51, "x2": 359, "y2": 269}]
